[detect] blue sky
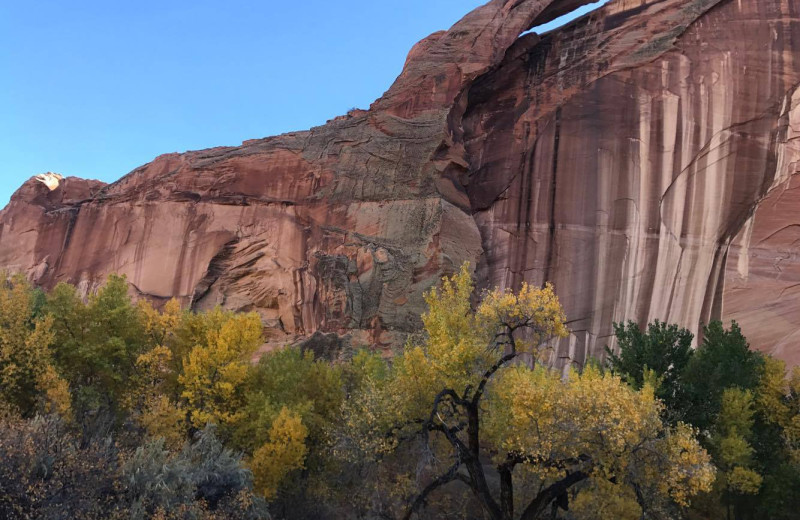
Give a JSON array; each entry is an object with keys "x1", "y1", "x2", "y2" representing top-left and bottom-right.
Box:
[{"x1": 0, "y1": 1, "x2": 608, "y2": 207}]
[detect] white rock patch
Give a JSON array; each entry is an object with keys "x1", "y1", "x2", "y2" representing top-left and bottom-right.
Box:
[{"x1": 34, "y1": 173, "x2": 64, "y2": 191}]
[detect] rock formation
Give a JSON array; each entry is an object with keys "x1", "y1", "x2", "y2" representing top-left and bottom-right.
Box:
[
  {"x1": 2, "y1": 0, "x2": 800, "y2": 365},
  {"x1": 34, "y1": 173, "x2": 64, "y2": 191}
]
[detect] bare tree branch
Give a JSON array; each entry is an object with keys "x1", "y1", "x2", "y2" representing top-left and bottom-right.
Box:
[
  {"x1": 518, "y1": 470, "x2": 591, "y2": 520},
  {"x1": 402, "y1": 461, "x2": 463, "y2": 520}
]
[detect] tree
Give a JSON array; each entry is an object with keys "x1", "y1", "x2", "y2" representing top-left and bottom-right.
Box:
[
  {"x1": 250, "y1": 407, "x2": 308, "y2": 499},
  {"x1": 231, "y1": 347, "x2": 346, "y2": 515},
  {"x1": 338, "y1": 264, "x2": 714, "y2": 520},
  {"x1": 45, "y1": 274, "x2": 147, "y2": 422},
  {"x1": 128, "y1": 344, "x2": 188, "y2": 448},
  {"x1": 136, "y1": 298, "x2": 186, "y2": 397},
  {"x1": 706, "y1": 388, "x2": 763, "y2": 519},
  {"x1": 235, "y1": 347, "x2": 344, "y2": 453},
  {"x1": 607, "y1": 320, "x2": 782, "y2": 519},
  {"x1": 752, "y1": 356, "x2": 800, "y2": 519},
  {"x1": 178, "y1": 308, "x2": 263, "y2": 430},
  {"x1": 606, "y1": 320, "x2": 694, "y2": 420},
  {"x1": 0, "y1": 274, "x2": 68, "y2": 418},
  {"x1": 757, "y1": 356, "x2": 800, "y2": 463},
  {"x1": 681, "y1": 321, "x2": 764, "y2": 432},
  {"x1": 138, "y1": 298, "x2": 183, "y2": 350}
]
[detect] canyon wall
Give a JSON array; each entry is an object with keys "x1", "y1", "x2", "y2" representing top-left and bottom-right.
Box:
[{"x1": 2, "y1": 0, "x2": 799, "y2": 364}]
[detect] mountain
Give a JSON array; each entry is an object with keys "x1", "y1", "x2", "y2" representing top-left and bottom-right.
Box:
[{"x1": 3, "y1": 0, "x2": 799, "y2": 365}]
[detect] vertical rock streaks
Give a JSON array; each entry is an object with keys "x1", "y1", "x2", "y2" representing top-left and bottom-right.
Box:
[{"x1": 1, "y1": 0, "x2": 800, "y2": 364}]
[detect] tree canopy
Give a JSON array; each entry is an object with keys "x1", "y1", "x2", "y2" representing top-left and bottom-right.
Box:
[
  {"x1": 2, "y1": 267, "x2": 800, "y2": 519},
  {"x1": 338, "y1": 265, "x2": 714, "y2": 519}
]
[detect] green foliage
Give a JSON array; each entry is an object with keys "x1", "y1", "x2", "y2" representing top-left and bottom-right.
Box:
[
  {"x1": 46, "y1": 275, "x2": 147, "y2": 419},
  {"x1": 6, "y1": 268, "x2": 800, "y2": 519},
  {"x1": 610, "y1": 319, "x2": 800, "y2": 520},
  {"x1": 230, "y1": 347, "x2": 347, "y2": 509},
  {"x1": 681, "y1": 321, "x2": 765, "y2": 431},
  {"x1": 0, "y1": 274, "x2": 65, "y2": 417},
  {"x1": 710, "y1": 388, "x2": 763, "y2": 498},
  {"x1": 344, "y1": 347, "x2": 389, "y2": 392},
  {"x1": 337, "y1": 265, "x2": 713, "y2": 519},
  {"x1": 758, "y1": 461, "x2": 800, "y2": 520},
  {"x1": 236, "y1": 347, "x2": 343, "y2": 452},
  {"x1": 606, "y1": 320, "x2": 693, "y2": 420},
  {"x1": 608, "y1": 320, "x2": 765, "y2": 434}
]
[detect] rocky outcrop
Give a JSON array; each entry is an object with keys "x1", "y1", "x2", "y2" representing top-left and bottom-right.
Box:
[
  {"x1": 2, "y1": 0, "x2": 800, "y2": 364},
  {"x1": 34, "y1": 173, "x2": 65, "y2": 191}
]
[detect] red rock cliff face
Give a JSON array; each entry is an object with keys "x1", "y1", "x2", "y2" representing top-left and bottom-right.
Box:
[
  {"x1": 462, "y1": 0, "x2": 800, "y2": 365},
  {"x1": 2, "y1": 0, "x2": 799, "y2": 364}
]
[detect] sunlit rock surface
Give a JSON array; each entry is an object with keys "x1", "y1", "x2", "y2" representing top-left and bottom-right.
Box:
[
  {"x1": 34, "y1": 173, "x2": 64, "y2": 191},
  {"x1": 1, "y1": 0, "x2": 799, "y2": 364}
]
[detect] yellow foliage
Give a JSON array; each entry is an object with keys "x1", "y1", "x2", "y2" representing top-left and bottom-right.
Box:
[
  {"x1": 140, "y1": 394, "x2": 187, "y2": 449},
  {"x1": 138, "y1": 298, "x2": 182, "y2": 347},
  {"x1": 37, "y1": 364, "x2": 72, "y2": 418},
  {"x1": 570, "y1": 478, "x2": 642, "y2": 520},
  {"x1": 485, "y1": 366, "x2": 664, "y2": 475},
  {"x1": 366, "y1": 264, "x2": 570, "y2": 434},
  {"x1": 338, "y1": 264, "x2": 713, "y2": 514},
  {"x1": 125, "y1": 344, "x2": 187, "y2": 445},
  {"x1": 178, "y1": 309, "x2": 263, "y2": 428},
  {"x1": 662, "y1": 423, "x2": 717, "y2": 507},
  {"x1": 757, "y1": 356, "x2": 792, "y2": 426},
  {"x1": 484, "y1": 364, "x2": 714, "y2": 508},
  {"x1": 419, "y1": 263, "x2": 492, "y2": 393},
  {"x1": 727, "y1": 466, "x2": 763, "y2": 495},
  {"x1": 476, "y1": 281, "x2": 568, "y2": 351},
  {"x1": 250, "y1": 406, "x2": 308, "y2": 499},
  {"x1": 756, "y1": 356, "x2": 800, "y2": 464},
  {"x1": 0, "y1": 274, "x2": 64, "y2": 417},
  {"x1": 709, "y1": 387, "x2": 765, "y2": 497},
  {"x1": 136, "y1": 344, "x2": 174, "y2": 382},
  {"x1": 128, "y1": 344, "x2": 174, "y2": 406}
]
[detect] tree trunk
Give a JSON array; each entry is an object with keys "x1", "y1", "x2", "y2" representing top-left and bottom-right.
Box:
[
  {"x1": 499, "y1": 465, "x2": 514, "y2": 520},
  {"x1": 518, "y1": 471, "x2": 589, "y2": 520},
  {"x1": 463, "y1": 402, "x2": 503, "y2": 520}
]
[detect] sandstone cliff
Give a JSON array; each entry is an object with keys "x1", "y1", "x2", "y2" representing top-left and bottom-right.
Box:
[{"x1": 2, "y1": 0, "x2": 799, "y2": 365}]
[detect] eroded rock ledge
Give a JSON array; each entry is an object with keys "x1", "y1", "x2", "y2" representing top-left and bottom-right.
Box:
[{"x1": 2, "y1": 0, "x2": 799, "y2": 365}]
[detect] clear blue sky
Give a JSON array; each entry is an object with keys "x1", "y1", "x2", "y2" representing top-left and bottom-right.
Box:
[{"x1": 0, "y1": 0, "x2": 608, "y2": 207}]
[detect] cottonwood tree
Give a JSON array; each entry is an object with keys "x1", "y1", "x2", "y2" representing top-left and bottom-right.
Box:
[
  {"x1": 45, "y1": 274, "x2": 147, "y2": 423},
  {"x1": 339, "y1": 264, "x2": 715, "y2": 520},
  {"x1": 178, "y1": 308, "x2": 263, "y2": 430},
  {"x1": 235, "y1": 348, "x2": 345, "y2": 503},
  {"x1": 708, "y1": 388, "x2": 763, "y2": 511},
  {"x1": 0, "y1": 274, "x2": 69, "y2": 418}
]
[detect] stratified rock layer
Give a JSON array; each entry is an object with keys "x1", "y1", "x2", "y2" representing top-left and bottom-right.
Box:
[{"x1": 2, "y1": 0, "x2": 799, "y2": 364}]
